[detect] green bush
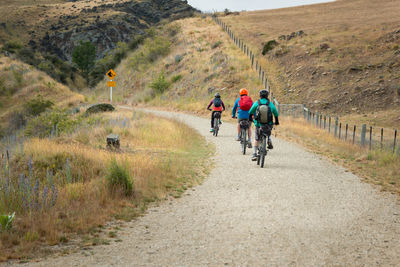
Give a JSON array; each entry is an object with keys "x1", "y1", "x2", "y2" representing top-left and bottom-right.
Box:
[
  {"x1": 262, "y1": 40, "x2": 278, "y2": 55},
  {"x1": 25, "y1": 109, "x2": 79, "y2": 138},
  {"x1": 171, "y1": 74, "x2": 183, "y2": 83},
  {"x1": 85, "y1": 103, "x2": 115, "y2": 116},
  {"x1": 0, "y1": 212, "x2": 15, "y2": 231},
  {"x1": 107, "y1": 158, "x2": 133, "y2": 196},
  {"x1": 150, "y1": 72, "x2": 170, "y2": 94},
  {"x1": 211, "y1": 41, "x2": 222, "y2": 49},
  {"x1": 24, "y1": 97, "x2": 54, "y2": 117},
  {"x1": 1, "y1": 40, "x2": 23, "y2": 54}
]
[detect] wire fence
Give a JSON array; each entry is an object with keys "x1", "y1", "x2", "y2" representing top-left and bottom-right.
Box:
[
  {"x1": 212, "y1": 15, "x2": 399, "y2": 154},
  {"x1": 277, "y1": 103, "x2": 399, "y2": 153}
]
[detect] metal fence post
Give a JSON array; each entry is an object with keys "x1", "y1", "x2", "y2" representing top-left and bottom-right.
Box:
[
  {"x1": 339, "y1": 123, "x2": 342, "y2": 139},
  {"x1": 329, "y1": 117, "x2": 331, "y2": 133},
  {"x1": 369, "y1": 127, "x2": 373, "y2": 150},
  {"x1": 334, "y1": 118, "x2": 339, "y2": 137},
  {"x1": 353, "y1": 125, "x2": 356, "y2": 145},
  {"x1": 394, "y1": 130, "x2": 397, "y2": 153},
  {"x1": 316, "y1": 112, "x2": 319, "y2": 127},
  {"x1": 324, "y1": 116, "x2": 326, "y2": 129},
  {"x1": 345, "y1": 124, "x2": 348, "y2": 141},
  {"x1": 361, "y1": 124, "x2": 367, "y2": 147},
  {"x1": 380, "y1": 128, "x2": 383, "y2": 150}
]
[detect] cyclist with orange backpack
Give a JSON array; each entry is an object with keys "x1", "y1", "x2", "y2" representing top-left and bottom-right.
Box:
[
  {"x1": 207, "y1": 92, "x2": 226, "y2": 132},
  {"x1": 232, "y1": 88, "x2": 253, "y2": 147}
]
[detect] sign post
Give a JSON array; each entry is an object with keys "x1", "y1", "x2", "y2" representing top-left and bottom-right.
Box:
[{"x1": 106, "y1": 69, "x2": 117, "y2": 104}]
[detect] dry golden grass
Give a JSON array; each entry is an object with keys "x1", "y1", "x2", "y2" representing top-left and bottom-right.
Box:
[
  {"x1": 221, "y1": 0, "x2": 400, "y2": 128},
  {"x1": 0, "y1": 56, "x2": 84, "y2": 131},
  {"x1": 0, "y1": 110, "x2": 212, "y2": 261},
  {"x1": 279, "y1": 116, "x2": 400, "y2": 197}
]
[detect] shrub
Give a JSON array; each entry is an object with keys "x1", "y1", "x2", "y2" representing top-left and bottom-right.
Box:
[
  {"x1": 128, "y1": 35, "x2": 145, "y2": 50},
  {"x1": 165, "y1": 23, "x2": 181, "y2": 37},
  {"x1": 262, "y1": 40, "x2": 278, "y2": 55},
  {"x1": 25, "y1": 109, "x2": 78, "y2": 137},
  {"x1": 175, "y1": 54, "x2": 184, "y2": 63},
  {"x1": 24, "y1": 97, "x2": 54, "y2": 117},
  {"x1": 171, "y1": 74, "x2": 183, "y2": 83},
  {"x1": 211, "y1": 41, "x2": 222, "y2": 49},
  {"x1": 0, "y1": 212, "x2": 15, "y2": 231},
  {"x1": 106, "y1": 158, "x2": 133, "y2": 196},
  {"x1": 1, "y1": 40, "x2": 23, "y2": 54},
  {"x1": 150, "y1": 72, "x2": 170, "y2": 94},
  {"x1": 85, "y1": 103, "x2": 115, "y2": 116}
]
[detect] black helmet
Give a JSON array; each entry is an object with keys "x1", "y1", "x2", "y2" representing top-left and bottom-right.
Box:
[
  {"x1": 259, "y1": 89, "x2": 269, "y2": 99},
  {"x1": 215, "y1": 92, "x2": 221, "y2": 98}
]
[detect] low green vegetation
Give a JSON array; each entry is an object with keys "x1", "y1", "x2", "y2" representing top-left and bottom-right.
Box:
[{"x1": 150, "y1": 72, "x2": 171, "y2": 94}]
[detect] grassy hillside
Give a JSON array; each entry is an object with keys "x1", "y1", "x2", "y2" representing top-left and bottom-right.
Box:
[
  {"x1": 93, "y1": 16, "x2": 263, "y2": 118},
  {"x1": 220, "y1": 0, "x2": 400, "y2": 129},
  {"x1": 0, "y1": 56, "x2": 84, "y2": 137}
]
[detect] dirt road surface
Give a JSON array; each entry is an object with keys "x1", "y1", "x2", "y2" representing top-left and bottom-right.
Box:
[{"x1": 23, "y1": 110, "x2": 400, "y2": 266}]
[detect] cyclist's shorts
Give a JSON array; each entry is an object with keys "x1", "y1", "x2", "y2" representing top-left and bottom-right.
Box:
[
  {"x1": 255, "y1": 125, "x2": 272, "y2": 141},
  {"x1": 238, "y1": 118, "x2": 252, "y2": 124}
]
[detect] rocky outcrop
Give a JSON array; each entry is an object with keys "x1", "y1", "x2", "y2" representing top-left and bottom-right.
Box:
[{"x1": 38, "y1": 0, "x2": 196, "y2": 61}]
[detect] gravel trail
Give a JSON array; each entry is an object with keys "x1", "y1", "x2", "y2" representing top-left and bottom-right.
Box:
[{"x1": 25, "y1": 110, "x2": 400, "y2": 266}]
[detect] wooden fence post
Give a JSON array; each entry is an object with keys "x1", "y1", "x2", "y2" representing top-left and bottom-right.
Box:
[
  {"x1": 345, "y1": 124, "x2": 348, "y2": 141},
  {"x1": 361, "y1": 124, "x2": 367, "y2": 147}
]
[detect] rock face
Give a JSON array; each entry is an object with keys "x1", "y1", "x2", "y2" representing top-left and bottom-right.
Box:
[{"x1": 38, "y1": 0, "x2": 196, "y2": 61}]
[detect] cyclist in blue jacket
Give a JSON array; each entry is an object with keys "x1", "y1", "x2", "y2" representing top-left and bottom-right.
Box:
[{"x1": 232, "y1": 88, "x2": 253, "y2": 148}]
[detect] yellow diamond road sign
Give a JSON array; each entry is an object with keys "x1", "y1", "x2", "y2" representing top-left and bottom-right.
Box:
[
  {"x1": 107, "y1": 81, "x2": 116, "y2": 87},
  {"x1": 106, "y1": 69, "x2": 117, "y2": 80}
]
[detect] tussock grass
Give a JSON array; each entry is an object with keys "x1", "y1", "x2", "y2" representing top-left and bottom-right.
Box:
[
  {"x1": 279, "y1": 117, "x2": 400, "y2": 196},
  {"x1": 0, "y1": 110, "x2": 212, "y2": 261}
]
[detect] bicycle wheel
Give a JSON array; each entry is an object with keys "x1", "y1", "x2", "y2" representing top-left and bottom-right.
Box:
[
  {"x1": 257, "y1": 137, "x2": 261, "y2": 165},
  {"x1": 260, "y1": 136, "x2": 267, "y2": 168},
  {"x1": 241, "y1": 128, "x2": 247, "y2": 155},
  {"x1": 214, "y1": 119, "x2": 219, "y2": 137}
]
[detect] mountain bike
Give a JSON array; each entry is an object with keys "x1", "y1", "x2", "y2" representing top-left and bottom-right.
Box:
[
  {"x1": 213, "y1": 111, "x2": 222, "y2": 137},
  {"x1": 239, "y1": 119, "x2": 250, "y2": 154},
  {"x1": 257, "y1": 124, "x2": 273, "y2": 168}
]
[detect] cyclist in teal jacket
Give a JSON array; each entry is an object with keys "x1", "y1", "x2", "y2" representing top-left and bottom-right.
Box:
[{"x1": 249, "y1": 89, "x2": 279, "y2": 161}]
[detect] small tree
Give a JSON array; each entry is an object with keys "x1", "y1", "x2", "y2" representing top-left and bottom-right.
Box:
[
  {"x1": 150, "y1": 72, "x2": 170, "y2": 94},
  {"x1": 72, "y1": 41, "x2": 96, "y2": 85}
]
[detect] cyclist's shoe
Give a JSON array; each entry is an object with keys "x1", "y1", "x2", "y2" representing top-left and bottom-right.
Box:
[
  {"x1": 247, "y1": 142, "x2": 252, "y2": 148},
  {"x1": 251, "y1": 153, "x2": 258, "y2": 161},
  {"x1": 210, "y1": 128, "x2": 214, "y2": 132},
  {"x1": 235, "y1": 136, "x2": 241, "y2": 141},
  {"x1": 267, "y1": 140, "x2": 273, "y2": 149},
  {"x1": 219, "y1": 120, "x2": 222, "y2": 125}
]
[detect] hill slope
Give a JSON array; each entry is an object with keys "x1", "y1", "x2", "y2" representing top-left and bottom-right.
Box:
[
  {"x1": 220, "y1": 0, "x2": 400, "y2": 128},
  {"x1": 0, "y1": 56, "x2": 84, "y2": 137}
]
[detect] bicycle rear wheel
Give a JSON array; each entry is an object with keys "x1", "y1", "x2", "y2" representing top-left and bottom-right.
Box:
[
  {"x1": 214, "y1": 119, "x2": 219, "y2": 137},
  {"x1": 260, "y1": 137, "x2": 267, "y2": 168},
  {"x1": 241, "y1": 128, "x2": 247, "y2": 155}
]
